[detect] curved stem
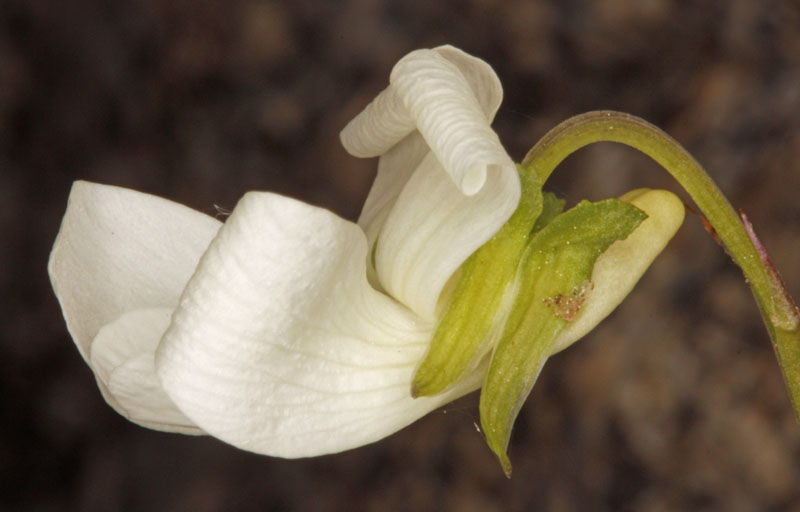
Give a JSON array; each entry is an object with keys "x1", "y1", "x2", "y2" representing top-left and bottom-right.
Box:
[{"x1": 522, "y1": 110, "x2": 800, "y2": 419}]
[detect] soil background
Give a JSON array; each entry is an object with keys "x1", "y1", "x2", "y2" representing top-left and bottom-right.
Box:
[{"x1": 3, "y1": 1, "x2": 800, "y2": 510}]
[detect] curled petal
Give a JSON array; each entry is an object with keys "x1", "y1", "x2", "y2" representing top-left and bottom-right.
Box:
[
  {"x1": 389, "y1": 47, "x2": 511, "y2": 195},
  {"x1": 432, "y1": 45, "x2": 504, "y2": 121},
  {"x1": 341, "y1": 45, "x2": 502, "y2": 160},
  {"x1": 341, "y1": 45, "x2": 513, "y2": 196},
  {"x1": 352, "y1": 46, "x2": 505, "y2": 251},
  {"x1": 551, "y1": 189, "x2": 685, "y2": 353},
  {"x1": 341, "y1": 46, "x2": 519, "y2": 313},
  {"x1": 48, "y1": 181, "x2": 220, "y2": 422},
  {"x1": 156, "y1": 192, "x2": 483, "y2": 457},
  {"x1": 340, "y1": 81, "x2": 414, "y2": 159}
]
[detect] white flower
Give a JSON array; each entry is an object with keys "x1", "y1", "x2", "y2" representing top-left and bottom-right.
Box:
[{"x1": 48, "y1": 46, "x2": 683, "y2": 459}]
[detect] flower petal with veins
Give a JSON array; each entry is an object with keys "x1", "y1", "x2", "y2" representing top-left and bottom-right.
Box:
[
  {"x1": 389, "y1": 48, "x2": 511, "y2": 195},
  {"x1": 156, "y1": 192, "x2": 485, "y2": 457},
  {"x1": 341, "y1": 45, "x2": 519, "y2": 319},
  {"x1": 343, "y1": 46, "x2": 514, "y2": 235},
  {"x1": 91, "y1": 308, "x2": 201, "y2": 433},
  {"x1": 375, "y1": 152, "x2": 521, "y2": 320},
  {"x1": 48, "y1": 181, "x2": 220, "y2": 424}
]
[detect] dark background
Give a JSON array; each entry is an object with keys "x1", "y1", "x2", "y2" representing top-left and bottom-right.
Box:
[{"x1": 3, "y1": 0, "x2": 800, "y2": 510}]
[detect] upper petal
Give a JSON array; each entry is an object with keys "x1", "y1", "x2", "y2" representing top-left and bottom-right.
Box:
[
  {"x1": 340, "y1": 45, "x2": 503, "y2": 167},
  {"x1": 340, "y1": 46, "x2": 520, "y2": 317},
  {"x1": 390, "y1": 47, "x2": 509, "y2": 195},
  {"x1": 351, "y1": 46, "x2": 505, "y2": 247},
  {"x1": 341, "y1": 47, "x2": 513, "y2": 241},
  {"x1": 357, "y1": 132, "x2": 429, "y2": 289},
  {"x1": 156, "y1": 192, "x2": 482, "y2": 457},
  {"x1": 375, "y1": 153, "x2": 521, "y2": 320}
]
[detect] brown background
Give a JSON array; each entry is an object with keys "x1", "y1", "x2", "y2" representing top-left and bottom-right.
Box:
[{"x1": 3, "y1": 0, "x2": 800, "y2": 510}]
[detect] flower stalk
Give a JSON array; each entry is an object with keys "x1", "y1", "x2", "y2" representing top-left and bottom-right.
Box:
[{"x1": 521, "y1": 110, "x2": 800, "y2": 419}]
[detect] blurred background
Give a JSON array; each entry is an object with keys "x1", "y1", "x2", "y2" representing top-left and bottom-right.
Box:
[{"x1": 3, "y1": 0, "x2": 800, "y2": 510}]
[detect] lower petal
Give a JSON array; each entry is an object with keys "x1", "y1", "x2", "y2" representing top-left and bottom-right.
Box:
[
  {"x1": 156, "y1": 192, "x2": 480, "y2": 457},
  {"x1": 91, "y1": 308, "x2": 202, "y2": 434}
]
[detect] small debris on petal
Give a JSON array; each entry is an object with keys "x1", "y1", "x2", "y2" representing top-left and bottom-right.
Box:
[{"x1": 544, "y1": 280, "x2": 594, "y2": 321}]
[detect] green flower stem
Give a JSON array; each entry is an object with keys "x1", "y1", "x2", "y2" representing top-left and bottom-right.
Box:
[{"x1": 521, "y1": 110, "x2": 800, "y2": 419}]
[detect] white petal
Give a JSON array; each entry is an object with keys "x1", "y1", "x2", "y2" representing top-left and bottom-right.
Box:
[
  {"x1": 357, "y1": 132, "x2": 428, "y2": 289},
  {"x1": 375, "y1": 152, "x2": 520, "y2": 321},
  {"x1": 357, "y1": 132, "x2": 428, "y2": 247},
  {"x1": 156, "y1": 192, "x2": 482, "y2": 457},
  {"x1": 48, "y1": 181, "x2": 220, "y2": 415},
  {"x1": 390, "y1": 47, "x2": 513, "y2": 195},
  {"x1": 48, "y1": 181, "x2": 221, "y2": 360},
  {"x1": 341, "y1": 45, "x2": 510, "y2": 194},
  {"x1": 353, "y1": 46, "x2": 504, "y2": 239},
  {"x1": 341, "y1": 45, "x2": 502, "y2": 159},
  {"x1": 432, "y1": 45, "x2": 503, "y2": 120},
  {"x1": 340, "y1": 81, "x2": 414, "y2": 159},
  {"x1": 91, "y1": 308, "x2": 202, "y2": 434},
  {"x1": 349, "y1": 47, "x2": 511, "y2": 289},
  {"x1": 342, "y1": 47, "x2": 519, "y2": 318},
  {"x1": 551, "y1": 189, "x2": 685, "y2": 353}
]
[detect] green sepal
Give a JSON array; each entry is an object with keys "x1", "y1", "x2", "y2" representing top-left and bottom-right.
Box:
[
  {"x1": 531, "y1": 191, "x2": 565, "y2": 234},
  {"x1": 411, "y1": 167, "x2": 544, "y2": 397},
  {"x1": 480, "y1": 198, "x2": 647, "y2": 476}
]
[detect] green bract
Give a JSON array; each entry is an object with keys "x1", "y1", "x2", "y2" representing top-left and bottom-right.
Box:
[
  {"x1": 412, "y1": 167, "x2": 543, "y2": 397},
  {"x1": 411, "y1": 158, "x2": 685, "y2": 475},
  {"x1": 481, "y1": 198, "x2": 647, "y2": 475}
]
